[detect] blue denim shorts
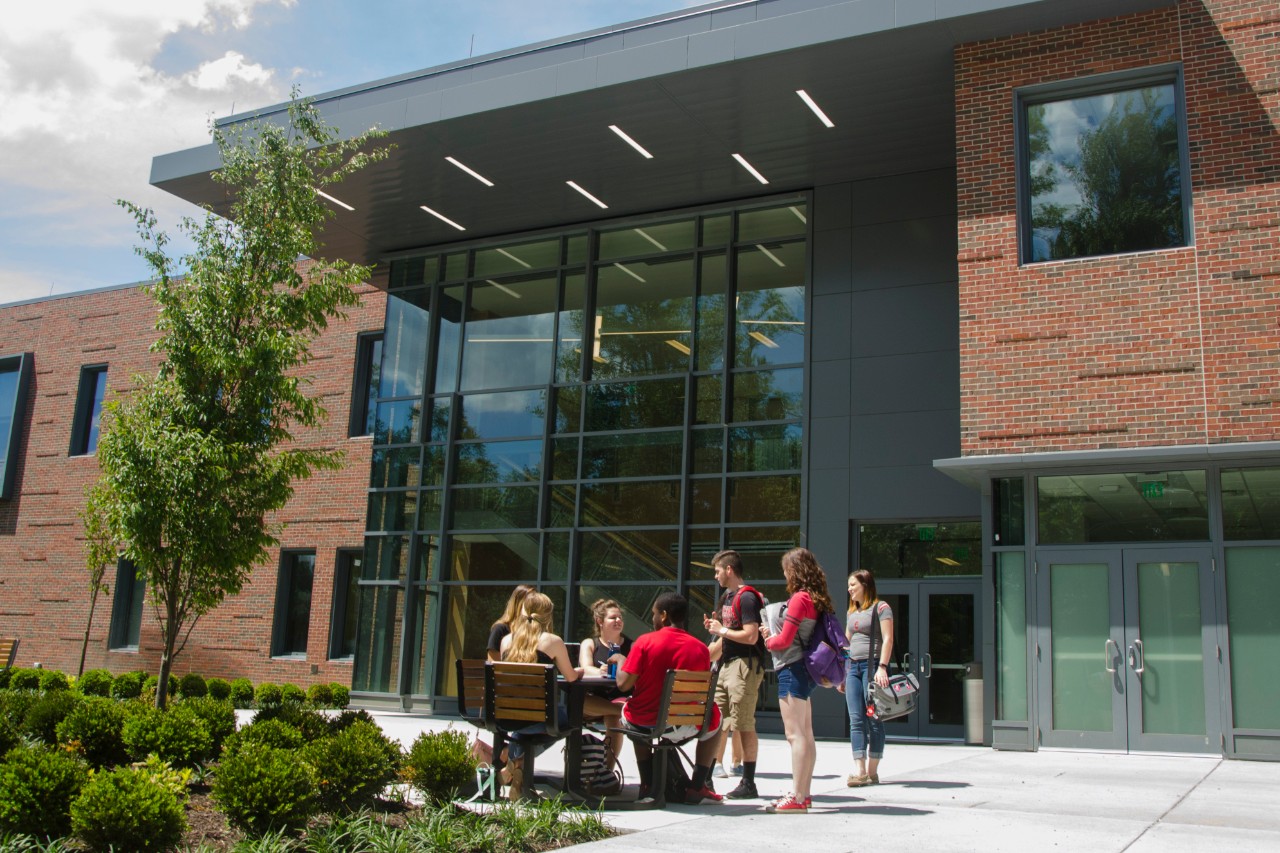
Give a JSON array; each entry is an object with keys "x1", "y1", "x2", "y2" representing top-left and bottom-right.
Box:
[{"x1": 776, "y1": 659, "x2": 816, "y2": 700}]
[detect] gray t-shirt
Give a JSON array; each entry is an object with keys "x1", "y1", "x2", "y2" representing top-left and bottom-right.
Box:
[{"x1": 845, "y1": 601, "x2": 893, "y2": 661}]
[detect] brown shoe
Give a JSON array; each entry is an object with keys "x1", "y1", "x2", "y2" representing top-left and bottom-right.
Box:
[
  {"x1": 846, "y1": 773, "x2": 874, "y2": 787},
  {"x1": 507, "y1": 757, "x2": 525, "y2": 801}
]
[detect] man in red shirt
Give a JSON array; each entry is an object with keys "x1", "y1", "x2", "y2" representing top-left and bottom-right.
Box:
[{"x1": 617, "y1": 591, "x2": 724, "y2": 804}]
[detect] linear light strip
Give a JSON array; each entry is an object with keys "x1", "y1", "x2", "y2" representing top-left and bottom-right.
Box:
[
  {"x1": 567, "y1": 180, "x2": 609, "y2": 209},
  {"x1": 612, "y1": 262, "x2": 645, "y2": 282},
  {"x1": 634, "y1": 228, "x2": 668, "y2": 252},
  {"x1": 608, "y1": 124, "x2": 654, "y2": 159},
  {"x1": 755, "y1": 244, "x2": 786, "y2": 267},
  {"x1": 790, "y1": 205, "x2": 808, "y2": 224},
  {"x1": 314, "y1": 188, "x2": 354, "y2": 211},
  {"x1": 732, "y1": 153, "x2": 769, "y2": 185},
  {"x1": 445, "y1": 156, "x2": 494, "y2": 187},
  {"x1": 796, "y1": 89, "x2": 835, "y2": 128},
  {"x1": 496, "y1": 248, "x2": 531, "y2": 269},
  {"x1": 420, "y1": 204, "x2": 466, "y2": 230},
  {"x1": 485, "y1": 280, "x2": 523, "y2": 298}
]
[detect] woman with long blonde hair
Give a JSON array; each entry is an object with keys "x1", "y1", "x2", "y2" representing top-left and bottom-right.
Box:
[
  {"x1": 758, "y1": 547, "x2": 835, "y2": 813},
  {"x1": 487, "y1": 584, "x2": 535, "y2": 661},
  {"x1": 845, "y1": 569, "x2": 893, "y2": 787}
]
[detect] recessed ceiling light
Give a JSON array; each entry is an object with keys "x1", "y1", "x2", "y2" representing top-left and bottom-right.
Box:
[
  {"x1": 665, "y1": 339, "x2": 691, "y2": 355},
  {"x1": 485, "y1": 280, "x2": 523, "y2": 298},
  {"x1": 445, "y1": 156, "x2": 494, "y2": 187},
  {"x1": 496, "y1": 248, "x2": 531, "y2": 269},
  {"x1": 420, "y1": 204, "x2": 465, "y2": 230},
  {"x1": 608, "y1": 124, "x2": 654, "y2": 159},
  {"x1": 634, "y1": 228, "x2": 667, "y2": 252},
  {"x1": 748, "y1": 330, "x2": 780, "y2": 348},
  {"x1": 612, "y1": 262, "x2": 645, "y2": 283},
  {"x1": 796, "y1": 89, "x2": 835, "y2": 128},
  {"x1": 314, "y1": 188, "x2": 354, "y2": 211},
  {"x1": 567, "y1": 180, "x2": 608, "y2": 209},
  {"x1": 789, "y1": 206, "x2": 807, "y2": 224},
  {"x1": 755, "y1": 244, "x2": 786, "y2": 267},
  {"x1": 732, "y1": 153, "x2": 769, "y2": 185}
]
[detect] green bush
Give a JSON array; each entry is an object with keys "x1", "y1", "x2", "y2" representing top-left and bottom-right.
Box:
[
  {"x1": 141, "y1": 674, "x2": 179, "y2": 700},
  {"x1": 178, "y1": 696, "x2": 237, "y2": 756},
  {"x1": 110, "y1": 670, "x2": 144, "y2": 700},
  {"x1": 178, "y1": 672, "x2": 207, "y2": 699},
  {"x1": 212, "y1": 742, "x2": 317, "y2": 836},
  {"x1": 329, "y1": 683, "x2": 351, "y2": 709},
  {"x1": 403, "y1": 729, "x2": 477, "y2": 803},
  {"x1": 122, "y1": 704, "x2": 213, "y2": 768},
  {"x1": 8, "y1": 668, "x2": 41, "y2": 692},
  {"x1": 75, "y1": 669, "x2": 114, "y2": 698},
  {"x1": 223, "y1": 717, "x2": 304, "y2": 758},
  {"x1": 0, "y1": 667, "x2": 10, "y2": 690},
  {"x1": 0, "y1": 690, "x2": 37, "y2": 731},
  {"x1": 70, "y1": 764, "x2": 187, "y2": 852},
  {"x1": 206, "y1": 677, "x2": 232, "y2": 701},
  {"x1": 303, "y1": 719, "x2": 400, "y2": 813},
  {"x1": 280, "y1": 683, "x2": 306, "y2": 705},
  {"x1": 254, "y1": 682, "x2": 282, "y2": 707},
  {"x1": 229, "y1": 677, "x2": 255, "y2": 708},
  {"x1": 56, "y1": 696, "x2": 129, "y2": 769},
  {"x1": 0, "y1": 745, "x2": 89, "y2": 838},
  {"x1": 0, "y1": 719, "x2": 18, "y2": 757},
  {"x1": 253, "y1": 702, "x2": 329, "y2": 742},
  {"x1": 22, "y1": 691, "x2": 83, "y2": 745},
  {"x1": 38, "y1": 670, "x2": 70, "y2": 693},
  {"x1": 305, "y1": 682, "x2": 333, "y2": 707},
  {"x1": 327, "y1": 708, "x2": 377, "y2": 734}
]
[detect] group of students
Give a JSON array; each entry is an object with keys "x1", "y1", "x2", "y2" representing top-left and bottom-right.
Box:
[{"x1": 482, "y1": 546, "x2": 894, "y2": 812}]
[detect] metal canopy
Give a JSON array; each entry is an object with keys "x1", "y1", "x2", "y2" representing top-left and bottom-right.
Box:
[{"x1": 151, "y1": 0, "x2": 1173, "y2": 268}]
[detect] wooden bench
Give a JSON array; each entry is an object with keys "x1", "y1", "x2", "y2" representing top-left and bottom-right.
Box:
[
  {"x1": 485, "y1": 661, "x2": 575, "y2": 801},
  {"x1": 0, "y1": 637, "x2": 17, "y2": 671}
]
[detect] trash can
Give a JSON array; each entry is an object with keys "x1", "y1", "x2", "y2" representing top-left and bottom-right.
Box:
[{"x1": 963, "y1": 662, "x2": 983, "y2": 745}]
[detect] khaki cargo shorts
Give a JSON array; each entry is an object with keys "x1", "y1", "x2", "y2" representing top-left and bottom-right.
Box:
[{"x1": 714, "y1": 656, "x2": 764, "y2": 732}]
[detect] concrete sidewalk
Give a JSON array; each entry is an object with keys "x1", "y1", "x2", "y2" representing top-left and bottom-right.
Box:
[{"x1": 372, "y1": 712, "x2": 1280, "y2": 852}]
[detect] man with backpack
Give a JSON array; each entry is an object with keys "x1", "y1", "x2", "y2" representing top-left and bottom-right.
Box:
[{"x1": 703, "y1": 549, "x2": 765, "y2": 800}]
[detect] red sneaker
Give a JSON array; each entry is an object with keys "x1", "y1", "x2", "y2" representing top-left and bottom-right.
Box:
[
  {"x1": 765, "y1": 793, "x2": 809, "y2": 813},
  {"x1": 684, "y1": 784, "x2": 724, "y2": 804}
]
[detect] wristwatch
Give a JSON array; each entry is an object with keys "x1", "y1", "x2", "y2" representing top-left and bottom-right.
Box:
[{"x1": 719, "y1": 626, "x2": 729, "y2": 637}]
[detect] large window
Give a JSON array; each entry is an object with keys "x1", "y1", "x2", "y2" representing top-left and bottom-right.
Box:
[
  {"x1": 1037, "y1": 470, "x2": 1208, "y2": 543},
  {"x1": 329, "y1": 550, "x2": 362, "y2": 659},
  {"x1": 348, "y1": 332, "x2": 383, "y2": 437},
  {"x1": 1020, "y1": 69, "x2": 1189, "y2": 263},
  {"x1": 69, "y1": 365, "x2": 108, "y2": 456},
  {"x1": 273, "y1": 551, "x2": 315, "y2": 657},
  {"x1": 0, "y1": 353, "x2": 33, "y2": 500},
  {"x1": 107, "y1": 558, "x2": 145, "y2": 651}
]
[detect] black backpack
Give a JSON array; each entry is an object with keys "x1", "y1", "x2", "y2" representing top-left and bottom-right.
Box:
[{"x1": 663, "y1": 745, "x2": 695, "y2": 804}]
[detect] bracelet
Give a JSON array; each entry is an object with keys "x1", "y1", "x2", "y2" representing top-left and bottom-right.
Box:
[{"x1": 878, "y1": 663, "x2": 887, "y2": 669}]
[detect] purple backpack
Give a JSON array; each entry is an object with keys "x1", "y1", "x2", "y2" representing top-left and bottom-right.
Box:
[{"x1": 805, "y1": 609, "x2": 848, "y2": 688}]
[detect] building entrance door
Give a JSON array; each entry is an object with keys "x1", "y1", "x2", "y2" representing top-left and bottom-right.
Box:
[
  {"x1": 1035, "y1": 548, "x2": 1221, "y2": 753},
  {"x1": 878, "y1": 579, "x2": 979, "y2": 740}
]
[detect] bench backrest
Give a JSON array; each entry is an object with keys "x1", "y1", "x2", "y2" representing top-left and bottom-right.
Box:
[
  {"x1": 456, "y1": 658, "x2": 488, "y2": 728},
  {"x1": 485, "y1": 661, "x2": 563, "y2": 737},
  {"x1": 0, "y1": 638, "x2": 17, "y2": 670},
  {"x1": 653, "y1": 668, "x2": 715, "y2": 733}
]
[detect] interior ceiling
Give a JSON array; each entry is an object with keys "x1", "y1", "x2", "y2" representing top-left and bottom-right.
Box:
[{"x1": 151, "y1": 0, "x2": 1173, "y2": 273}]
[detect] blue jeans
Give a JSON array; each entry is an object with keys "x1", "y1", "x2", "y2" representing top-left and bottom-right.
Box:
[
  {"x1": 845, "y1": 660, "x2": 885, "y2": 760},
  {"x1": 508, "y1": 706, "x2": 570, "y2": 760}
]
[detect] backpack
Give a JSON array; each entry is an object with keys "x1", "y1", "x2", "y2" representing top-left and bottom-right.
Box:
[
  {"x1": 727, "y1": 585, "x2": 770, "y2": 668},
  {"x1": 575, "y1": 731, "x2": 623, "y2": 795},
  {"x1": 663, "y1": 744, "x2": 695, "y2": 804},
  {"x1": 804, "y1": 608, "x2": 848, "y2": 688}
]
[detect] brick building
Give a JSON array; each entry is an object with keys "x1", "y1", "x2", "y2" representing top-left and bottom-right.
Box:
[{"x1": 3, "y1": 0, "x2": 1277, "y2": 757}]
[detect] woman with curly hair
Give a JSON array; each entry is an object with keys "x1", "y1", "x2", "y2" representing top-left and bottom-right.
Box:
[{"x1": 759, "y1": 547, "x2": 836, "y2": 813}]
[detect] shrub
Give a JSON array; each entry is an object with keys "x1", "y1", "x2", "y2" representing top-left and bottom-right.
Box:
[
  {"x1": 38, "y1": 670, "x2": 70, "y2": 693},
  {"x1": 229, "y1": 677, "x2": 255, "y2": 708},
  {"x1": 403, "y1": 729, "x2": 476, "y2": 803},
  {"x1": 254, "y1": 682, "x2": 282, "y2": 707},
  {"x1": 253, "y1": 702, "x2": 329, "y2": 742},
  {"x1": 206, "y1": 677, "x2": 232, "y2": 701},
  {"x1": 223, "y1": 717, "x2": 304, "y2": 758},
  {"x1": 0, "y1": 719, "x2": 17, "y2": 757},
  {"x1": 8, "y1": 668, "x2": 41, "y2": 692},
  {"x1": 303, "y1": 719, "x2": 400, "y2": 813},
  {"x1": 0, "y1": 690, "x2": 37, "y2": 731},
  {"x1": 142, "y1": 674, "x2": 179, "y2": 700},
  {"x1": 0, "y1": 745, "x2": 89, "y2": 838},
  {"x1": 76, "y1": 669, "x2": 114, "y2": 698},
  {"x1": 281, "y1": 683, "x2": 307, "y2": 705},
  {"x1": 22, "y1": 691, "x2": 83, "y2": 745},
  {"x1": 0, "y1": 667, "x2": 10, "y2": 690},
  {"x1": 56, "y1": 696, "x2": 129, "y2": 769},
  {"x1": 305, "y1": 682, "x2": 333, "y2": 707},
  {"x1": 178, "y1": 696, "x2": 237, "y2": 756},
  {"x1": 212, "y1": 742, "x2": 317, "y2": 836},
  {"x1": 70, "y1": 764, "x2": 186, "y2": 852},
  {"x1": 327, "y1": 708, "x2": 377, "y2": 734},
  {"x1": 110, "y1": 670, "x2": 144, "y2": 700},
  {"x1": 178, "y1": 672, "x2": 207, "y2": 699},
  {"x1": 122, "y1": 704, "x2": 213, "y2": 768},
  {"x1": 329, "y1": 683, "x2": 350, "y2": 709}
]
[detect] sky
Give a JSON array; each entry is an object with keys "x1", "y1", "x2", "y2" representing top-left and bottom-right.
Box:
[{"x1": 0, "y1": 0, "x2": 699, "y2": 305}]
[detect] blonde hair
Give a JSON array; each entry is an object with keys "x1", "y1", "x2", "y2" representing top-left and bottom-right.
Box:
[
  {"x1": 589, "y1": 598, "x2": 622, "y2": 639},
  {"x1": 847, "y1": 569, "x2": 879, "y2": 614},
  {"x1": 781, "y1": 547, "x2": 835, "y2": 614},
  {"x1": 492, "y1": 584, "x2": 535, "y2": 631},
  {"x1": 507, "y1": 592, "x2": 554, "y2": 663}
]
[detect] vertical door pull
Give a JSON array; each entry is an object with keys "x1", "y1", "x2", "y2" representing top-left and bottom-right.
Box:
[
  {"x1": 1104, "y1": 639, "x2": 1118, "y2": 674},
  {"x1": 922, "y1": 653, "x2": 933, "y2": 679},
  {"x1": 1131, "y1": 638, "x2": 1145, "y2": 674}
]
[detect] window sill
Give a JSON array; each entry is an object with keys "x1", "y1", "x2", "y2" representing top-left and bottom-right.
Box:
[{"x1": 271, "y1": 653, "x2": 308, "y2": 661}]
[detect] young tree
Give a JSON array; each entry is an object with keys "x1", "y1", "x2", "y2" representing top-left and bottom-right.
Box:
[{"x1": 84, "y1": 93, "x2": 388, "y2": 707}]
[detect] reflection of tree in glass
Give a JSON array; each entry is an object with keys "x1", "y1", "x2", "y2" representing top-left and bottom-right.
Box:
[{"x1": 1030, "y1": 88, "x2": 1183, "y2": 260}]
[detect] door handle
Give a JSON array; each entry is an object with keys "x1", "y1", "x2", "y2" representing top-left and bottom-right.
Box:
[
  {"x1": 1104, "y1": 639, "x2": 1118, "y2": 674},
  {"x1": 1130, "y1": 639, "x2": 1145, "y2": 674},
  {"x1": 902, "y1": 652, "x2": 912, "y2": 673},
  {"x1": 922, "y1": 653, "x2": 933, "y2": 679}
]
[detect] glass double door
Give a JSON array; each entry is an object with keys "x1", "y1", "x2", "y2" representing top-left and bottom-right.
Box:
[
  {"x1": 1036, "y1": 548, "x2": 1221, "y2": 752},
  {"x1": 878, "y1": 580, "x2": 979, "y2": 740}
]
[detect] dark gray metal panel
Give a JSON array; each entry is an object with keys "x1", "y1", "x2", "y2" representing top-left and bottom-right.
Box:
[
  {"x1": 849, "y1": 215, "x2": 958, "y2": 292},
  {"x1": 811, "y1": 292, "x2": 852, "y2": 362},
  {"x1": 812, "y1": 228, "x2": 852, "y2": 297},
  {"x1": 328, "y1": 102, "x2": 408, "y2": 137},
  {"x1": 850, "y1": 409, "x2": 960, "y2": 468},
  {"x1": 850, "y1": 281, "x2": 958, "y2": 358},
  {"x1": 852, "y1": 463, "x2": 979, "y2": 519},
  {"x1": 710, "y1": 4, "x2": 759, "y2": 28},
  {"x1": 849, "y1": 169, "x2": 956, "y2": 225},
  {"x1": 687, "y1": 28, "x2": 738, "y2": 68},
  {"x1": 813, "y1": 181, "x2": 852, "y2": 233},
  {"x1": 622, "y1": 14, "x2": 712, "y2": 47},
  {"x1": 597, "y1": 39, "x2": 690, "y2": 86},
  {"x1": 811, "y1": 416, "x2": 852, "y2": 471},
  {"x1": 806, "y1": 519, "x2": 852, "y2": 574},
  {"x1": 810, "y1": 360, "x2": 852, "y2": 418},
  {"x1": 809, "y1": 466, "x2": 852, "y2": 523},
  {"x1": 849, "y1": 350, "x2": 960, "y2": 415}
]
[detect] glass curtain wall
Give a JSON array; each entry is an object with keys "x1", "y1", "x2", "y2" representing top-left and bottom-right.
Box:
[{"x1": 354, "y1": 200, "x2": 808, "y2": 699}]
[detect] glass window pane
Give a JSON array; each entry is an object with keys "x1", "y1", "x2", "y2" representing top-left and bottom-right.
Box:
[
  {"x1": 436, "y1": 584, "x2": 516, "y2": 693},
  {"x1": 696, "y1": 253, "x2": 727, "y2": 370},
  {"x1": 427, "y1": 398, "x2": 451, "y2": 443},
  {"x1": 549, "y1": 485, "x2": 576, "y2": 528},
  {"x1": 857, "y1": 521, "x2": 982, "y2": 578},
  {"x1": 701, "y1": 213, "x2": 731, "y2": 246},
  {"x1": 0, "y1": 362, "x2": 20, "y2": 486},
  {"x1": 688, "y1": 531, "x2": 722, "y2": 583},
  {"x1": 1136, "y1": 559, "x2": 1205, "y2": 735},
  {"x1": 556, "y1": 272, "x2": 586, "y2": 383},
  {"x1": 277, "y1": 553, "x2": 314, "y2": 656},
  {"x1": 459, "y1": 389, "x2": 545, "y2": 439},
  {"x1": 727, "y1": 475, "x2": 800, "y2": 524},
  {"x1": 417, "y1": 490, "x2": 443, "y2": 532},
  {"x1": 995, "y1": 477, "x2": 1026, "y2": 546},
  {"x1": 408, "y1": 585, "x2": 438, "y2": 695},
  {"x1": 444, "y1": 252, "x2": 468, "y2": 280},
  {"x1": 453, "y1": 439, "x2": 543, "y2": 484},
  {"x1": 435, "y1": 286, "x2": 464, "y2": 393},
  {"x1": 729, "y1": 424, "x2": 802, "y2": 472},
  {"x1": 363, "y1": 535, "x2": 411, "y2": 581},
  {"x1": 388, "y1": 256, "x2": 438, "y2": 289},
  {"x1": 449, "y1": 485, "x2": 539, "y2": 529},
  {"x1": 553, "y1": 386, "x2": 581, "y2": 434},
  {"x1": 691, "y1": 429, "x2": 723, "y2": 475},
  {"x1": 460, "y1": 275, "x2": 557, "y2": 391},
  {"x1": 373, "y1": 400, "x2": 422, "y2": 446},
  {"x1": 379, "y1": 289, "x2": 430, "y2": 398},
  {"x1": 581, "y1": 432, "x2": 683, "y2": 479},
  {"x1": 689, "y1": 479, "x2": 721, "y2": 525},
  {"x1": 371, "y1": 447, "x2": 423, "y2": 489},
  {"x1": 572, "y1": 583, "x2": 668, "y2": 643},
  {"x1": 1222, "y1": 468, "x2": 1280, "y2": 540},
  {"x1": 694, "y1": 375, "x2": 722, "y2": 425},
  {"x1": 1225, "y1": 547, "x2": 1280, "y2": 731},
  {"x1": 1049, "y1": 562, "x2": 1113, "y2": 731},
  {"x1": 734, "y1": 242, "x2": 805, "y2": 367},
  {"x1": 732, "y1": 368, "x2": 803, "y2": 422},
  {"x1": 566, "y1": 234, "x2": 588, "y2": 265},
  {"x1": 598, "y1": 219, "x2": 696, "y2": 260},
  {"x1": 551, "y1": 437, "x2": 579, "y2": 480},
  {"x1": 995, "y1": 552, "x2": 1028, "y2": 720},
  {"x1": 473, "y1": 237, "x2": 561, "y2": 277},
  {"x1": 445, "y1": 533, "x2": 540, "y2": 582},
  {"x1": 352, "y1": 585, "x2": 403, "y2": 693},
  {"x1": 579, "y1": 529, "x2": 678, "y2": 583},
  {"x1": 593, "y1": 256, "x2": 693, "y2": 378},
  {"x1": 581, "y1": 481, "x2": 681, "y2": 527},
  {"x1": 332, "y1": 552, "x2": 362, "y2": 659},
  {"x1": 367, "y1": 491, "x2": 417, "y2": 532},
  {"x1": 725, "y1": 526, "x2": 799, "y2": 592},
  {"x1": 82, "y1": 368, "x2": 108, "y2": 454},
  {"x1": 584, "y1": 378, "x2": 685, "y2": 432},
  {"x1": 1037, "y1": 470, "x2": 1208, "y2": 544},
  {"x1": 1025, "y1": 83, "x2": 1184, "y2": 262},
  {"x1": 738, "y1": 203, "x2": 808, "y2": 241}
]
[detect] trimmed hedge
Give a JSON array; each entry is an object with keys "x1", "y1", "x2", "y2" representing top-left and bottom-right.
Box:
[
  {"x1": 0, "y1": 745, "x2": 89, "y2": 839},
  {"x1": 71, "y1": 764, "x2": 187, "y2": 852},
  {"x1": 212, "y1": 742, "x2": 317, "y2": 836}
]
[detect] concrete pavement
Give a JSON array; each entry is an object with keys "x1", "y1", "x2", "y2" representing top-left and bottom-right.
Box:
[{"x1": 371, "y1": 712, "x2": 1280, "y2": 852}]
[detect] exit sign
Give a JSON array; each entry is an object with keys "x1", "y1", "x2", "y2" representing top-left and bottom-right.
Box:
[{"x1": 1140, "y1": 481, "x2": 1165, "y2": 499}]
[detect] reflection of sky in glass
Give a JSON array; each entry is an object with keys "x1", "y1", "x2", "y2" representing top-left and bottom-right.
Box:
[
  {"x1": 460, "y1": 389, "x2": 546, "y2": 439},
  {"x1": 0, "y1": 367, "x2": 18, "y2": 467},
  {"x1": 380, "y1": 292, "x2": 429, "y2": 398}
]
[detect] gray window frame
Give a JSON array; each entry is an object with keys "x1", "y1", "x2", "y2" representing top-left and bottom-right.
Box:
[
  {"x1": 328, "y1": 548, "x2": 362, "y2": 660},
  {"x1": 0, "y1": 352, "x2": 33, "y2": 500},
  {"x1": 69, "y1": 363, "x2": 108, "y2": 456},
  {"x1": 348, "y1": 331, "x2": 383, "y2": 437},
  {"x1": 107, "y1": 558, "x2": 145, "y2": 651},
  {"x1": 272, "y1": 549, "x2": 316, "y2": 658}
]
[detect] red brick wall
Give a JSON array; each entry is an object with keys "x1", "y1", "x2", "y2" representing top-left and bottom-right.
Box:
[
  {"x1": 955, "y1": 0, "x2": 1280, "y2": 454},
  {"x1": 0, "y1": 272, "x2": 385, "y2": 685}
]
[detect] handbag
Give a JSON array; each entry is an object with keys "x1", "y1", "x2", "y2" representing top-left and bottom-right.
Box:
[{"x1": 866, "y1": 601, "x2": 919, "y2": 721}]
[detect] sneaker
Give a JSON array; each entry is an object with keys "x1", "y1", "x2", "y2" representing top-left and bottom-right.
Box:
[
  {"x1": 730, "y1": 762, "x2": 744, "y2": 776},
  {"x1": 724, "y1": 779, "x2": 758, "y2": 799},
  {"x1": 684, "y1": 784, "x2": 724, "y2": 805},
  {"x1": 765, "y1": 793, "x2": 808, "y2": 813},
  {"x1": 713, "y1": 763, "x2": 729, "y2": 779},
  {"x1": 847, "y1": 773, "x2": 875, "y2": 787}
]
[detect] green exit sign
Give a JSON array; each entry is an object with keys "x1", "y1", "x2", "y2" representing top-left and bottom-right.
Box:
[
  {"x1": 1140, "y1": 481, "x2": 1165, "y2": 499},
  {"x1": 918, "y1": 526, "x2": 937, "y2": 541}
]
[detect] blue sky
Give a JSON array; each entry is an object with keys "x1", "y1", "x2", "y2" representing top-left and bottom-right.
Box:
[{"x1": 0, "y1": 0, "x2": 696, "y2": 305}]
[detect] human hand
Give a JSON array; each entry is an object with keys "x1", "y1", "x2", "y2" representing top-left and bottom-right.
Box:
[
  {"x1": 874, "y1": 668, "x2": 890, "y2": 688},
  {"x1": 759, "y1": 623, "x2": 771, "y2": 640},
  {"x1": 607, "y1": 652, "x2": 626, "y2": 666},
  {"x1": 707, "y1": 619, "x2": 723, "y2": 635}
]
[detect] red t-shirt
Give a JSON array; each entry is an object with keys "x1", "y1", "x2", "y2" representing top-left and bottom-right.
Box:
[{"x1": 621, "y1": 626, "x2": 718, "y2": 729}]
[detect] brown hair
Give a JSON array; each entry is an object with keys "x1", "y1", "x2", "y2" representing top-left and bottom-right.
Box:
[
  {"x1": 589, "y1": 598, "x2": 622, "y2": 639},
  {"x1": 848, "y1": 569, "x2": 879, "y2": 613},
  {"x1": 711, "y1": 549, "x2": 744, "y2": 577},
  {"x1": 781, "y1": 547, "x2": 834, "y2": 614},
  {"x1": 492, "y1": 584, "x2": 535, "y2": 631},
  {"x1": 507, "y1": 592, "x2": 554, "y2": 663}
]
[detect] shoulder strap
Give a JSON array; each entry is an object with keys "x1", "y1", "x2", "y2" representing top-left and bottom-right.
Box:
[
  {"x1": 869, "y1": 602, "x2": 881, "y2": 666},
  {"x1": 731, "y1": 585, "x2": 759, "y2": 623}
]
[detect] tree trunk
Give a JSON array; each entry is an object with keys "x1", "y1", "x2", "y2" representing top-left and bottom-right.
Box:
[
  {"x1": 78, "y1": 579, "x2": 103, "y2": 677},
  {"x1": 156, "y1": 595, "x2": 180, "y2": 709}
]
